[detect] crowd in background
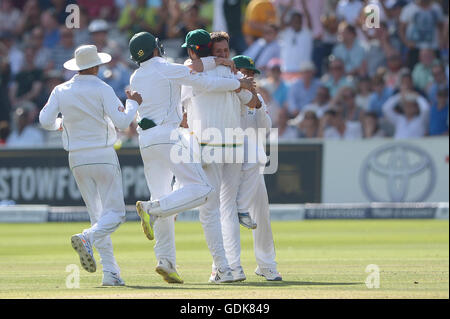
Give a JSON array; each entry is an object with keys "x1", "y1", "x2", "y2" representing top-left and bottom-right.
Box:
[{"x1": 0, "y1": 0, "x2": 448, "y2": 148}]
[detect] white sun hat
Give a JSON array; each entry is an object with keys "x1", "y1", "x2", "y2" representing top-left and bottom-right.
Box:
[{"x1": 63, "y1": 45, "x2": 111, "y2": 71}]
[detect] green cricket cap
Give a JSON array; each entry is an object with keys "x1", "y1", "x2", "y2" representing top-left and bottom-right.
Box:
[
  {"x1": 232, "y1": 55, "x2": 261, "y2": 74},
  {"x1": 129, "y1": 32, "x2": 157, "y2": 63},
  {"x1": 181, "y1": 29, "x2": 211, "y2": 48}
]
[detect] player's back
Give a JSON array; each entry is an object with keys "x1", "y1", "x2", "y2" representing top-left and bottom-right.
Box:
[
  {"x1": 53, "y1": 74, "x2": 117, "y2": 151},
  {"x1": 188, "y1": 65, "x2": 241, "y2": 144},
  {"x1": 130, "y1": 57, "x2": 184, "y2": 128}
]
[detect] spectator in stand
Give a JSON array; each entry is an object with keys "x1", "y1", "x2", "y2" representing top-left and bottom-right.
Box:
[
  {"x1": 278, "y1": 0, "x2": 313, "y2": 74},
  {"x1": 242, "y1": 0, "x2": 277, "y2": 44},
  {"x1": 289, "y1": 85, "x2": 331, "y2": 129},
  {"x1": 73, "y1": 6, "x2": 91, "y2": 46},
  {"x1": 168, "y1": 2, "x2": 206, "y2": 56},
  {"x1": 395, "y1": 68, "x2": 427, "y2": 97},
  {"x1": 258, "y1": 84, "x2": 281, "y2": 128},
  {"x1": 287, "y1": 61, "x2": 320, "y2": 118},
  {"x1": 428, "y1": 62, "x2": 449, "y2": 107},
  {"x1": 222, "y1": 0, "x2": 247, "y2": 54},
  {"x1": 383, "y1": 51, "x2": 405, "y2": 90},
  {"x1": 0, "y1": 0, "x2": 21, "y2": 34},
  {"x1": 0, "y1": 31, "x2": 24, "y2": 77},
  {"x1": 355, "y1": 76, "x2": 372, "y2": 112},
  {"x1": 27, "y1": 27, "x2": 52, "y2": 70},
  {"x1": 118, "y1": 0, "x2": 165, "y2": 40},
  {"x1": 399, "y1": 0, "x2": 445, "y2": 69},
  {"x1": 6, "y1": 106, "x2": 44, "y2": 147},
  {"x1": 49, "y1": 27, "x2": 76, "y2": 71},
  {"x1": 0, "y1": 42, "x2": 11, "y2": 123},
  {"x1": 77, "y1": 0, "x2": 117, "y2": 21},
  {"x1": 277, "y1": 107, "x2": 300, "y2": 139},
  {"x1": 362, "y1": 111, "x2": 386, "y2": 138},
  {"x1": 0, "y1": 120, "x2": 10, "y2": 146},
  {"x1": 89, "y1": 20, "x2": 116, "y2": 53},
  {"x1": 41, "y1": 8, "x2": 61, "y2": 49},
  {"x1": 259, "y1": 58, "x2": 290, "y2": 109},
  {"x1": 99, "y1": 46, "x2": 132, "y2": 102},
  {"x1": 313, "y1": 13, "x2": 339, "y2": 77},
  {"x1": 15, "y1": 0, "x2": 41, "y2": 38},
  {"x1": 36, "y1": 69, "x2": 64, "y2": 112},
  {"x1": 365, "y1": 21, "x2": 398, "y2": 78},
  {"x1": 47, "y1": 0, "x2": 75, "y2": 24},
  {"x1": 382, "y1": 91, "x2": 430, "y2": 139},
  {"x1": 336, "y1": 0, "x2": 363, "y2": 26},
  {"x1": 319, "y1": 108, "x2": 363, "y2": 140},
  {"x1": 8, "y1": 46, "x2": 43, "y2": 110},
  {"x1": 332, "y1": 86, "x2": 364, "y2": 123},
  {"x1": 412, "y1": 48, "x2": 439, "y2": 91},
  {"x1": 368, "y1": 74, "x2": 394, "y2": 117},
  {"x1": 297, "y1": 110, "x2": 320, "y2": 138},
  {"x1": 321, "y1": 56, "x2": 354, "y2": 97},
  {"x1": 428, "y1": 88, "x2": 449, "y2": 136},
  {"x1": 243, "y1": 24, "x2": 280, "y2": 73},
  {"x1": 332, "y1": 22, "x2": 367, "y2": 76}
]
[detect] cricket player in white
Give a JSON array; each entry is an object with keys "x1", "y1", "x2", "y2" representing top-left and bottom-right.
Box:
[
  {"x1": 192, "y1": 36, "x2": 281, "y2": 281},
  {"x1": 180, "y1": 30, "x2": 260, "y2": 283},
  {"x1": 39, "y1": 45, "x2": 142, "y2": 286},
  {"x1": 128, "y1": 32, "x2": 254, "y2": 284},
  {"x1": 231, "y1": 55, "x2": 282, "y2": 281}
]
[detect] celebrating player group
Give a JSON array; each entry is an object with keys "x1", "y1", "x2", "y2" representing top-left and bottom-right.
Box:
[{"x1": 39, "y1": 28, "x2": 281, "y2": 286}]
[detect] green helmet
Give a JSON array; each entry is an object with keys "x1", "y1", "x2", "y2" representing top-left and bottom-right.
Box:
[
  {"x1": 129, "y1": 32, "x2": 157, "y2": 63},
  {"x1": 181, "y1": 29, "x2": 211, "y2": 50},
  {"x1": 232, "y1": 55, "x2": 261, "y2": 74}
]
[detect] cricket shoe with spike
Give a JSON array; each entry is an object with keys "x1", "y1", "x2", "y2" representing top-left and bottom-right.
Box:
[
  {"x1": 71, "y1": 233, "x2": 96, "y2": 273},
  {"x1": 155, "y1": 259, "x2": 184, "y2": 284},
  {"x1": 102, "y1": 272, "x2": 125, "y2": 286},
  {"x1": 136, "y1": 201, "x2": 157, "y2": 240},
  {"x1": 238, "y1": 212, "x2": 257, "y2": 229},
  {"x1": 255, "y1": 266, "x2": 282, "y2": 281},
  {"x1": 231, "y1": 266, "x2": 246, "y2": 282},
  {"x1": 209, "y1": 268, "x2": 234, "y2": 284}
]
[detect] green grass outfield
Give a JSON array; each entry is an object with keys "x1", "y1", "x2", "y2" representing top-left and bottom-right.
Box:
[{"x1": 0, "y1": 220, "x2": 448, "y2": 299}]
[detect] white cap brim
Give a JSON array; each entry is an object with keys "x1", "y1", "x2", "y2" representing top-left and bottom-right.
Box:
[{"x1": 63, "y1": 52, "x2": 112, "y2": 71}]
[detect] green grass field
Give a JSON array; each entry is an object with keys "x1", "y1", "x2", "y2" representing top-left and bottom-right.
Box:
[{"x1": 0, "y1": 220, "x2": 448, "y2": 299}]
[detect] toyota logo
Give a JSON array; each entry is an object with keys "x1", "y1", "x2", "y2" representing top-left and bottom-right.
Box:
[{"x1": 360, "y1": 143, "x2": 436, "y2": 202}]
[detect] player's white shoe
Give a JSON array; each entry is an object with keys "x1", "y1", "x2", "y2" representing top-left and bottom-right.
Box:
[
  {"x1": 155, "y1": 259, "x2": 184, "y2": 284},
  {"x1": 255, "y1": 266, "x2": 282, "y2": 281},
  {"x1": 209, "y1": 268, "x2": 234, "y2": 284},
  {"x1": 231, "y1": 266, "x2": 246, "y2": 282},
  {"x1": 71, "y1": 233, "x2": 96, "y2": 273},
  {"x1": 102, "y1": 272, "x2": 125, "y2": 286},
  {"x1": 238, "y1": 212, "x2": 257, "y2": 229}
]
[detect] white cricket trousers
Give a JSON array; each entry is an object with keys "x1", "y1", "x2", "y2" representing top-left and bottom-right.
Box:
[
  {"x1": 139, "y1": 128, "x2": 213, "y2": 266},
  {"x1": 223, "y1": 164, "x2": 277, "y2": 270},
  {"x1": 200, "y1": 161, "x2": 241, "y2": 272},
  {"x1": 69, "y1": 148, "x2": 126, "y2": 275}
]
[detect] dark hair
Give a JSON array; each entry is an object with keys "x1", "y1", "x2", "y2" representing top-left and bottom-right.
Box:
[{"x1": 211, "y1": 31, "x2": 230, "y2": 44}]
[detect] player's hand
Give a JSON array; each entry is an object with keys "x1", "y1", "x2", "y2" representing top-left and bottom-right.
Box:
[
  {"x1": 126, "y1": 90, "x2": 143, "y2": 105},
  {"x1": 179, "y1": 112, "x2": 189, "y2": 128},
  {"x1": 239, "y1": 77, "x2": 256, "y2": 91},
  {"x1": 215, "y1": 57, "x2": 238, "y2": 74}
]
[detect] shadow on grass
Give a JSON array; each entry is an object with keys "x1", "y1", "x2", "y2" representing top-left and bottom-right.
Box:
[
  {"x1": 122, "y1": 281, "x2": 362, "y2": 289},
  {"x1": 116, "y1": 285, "x2": 217, "y2": 290}
]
